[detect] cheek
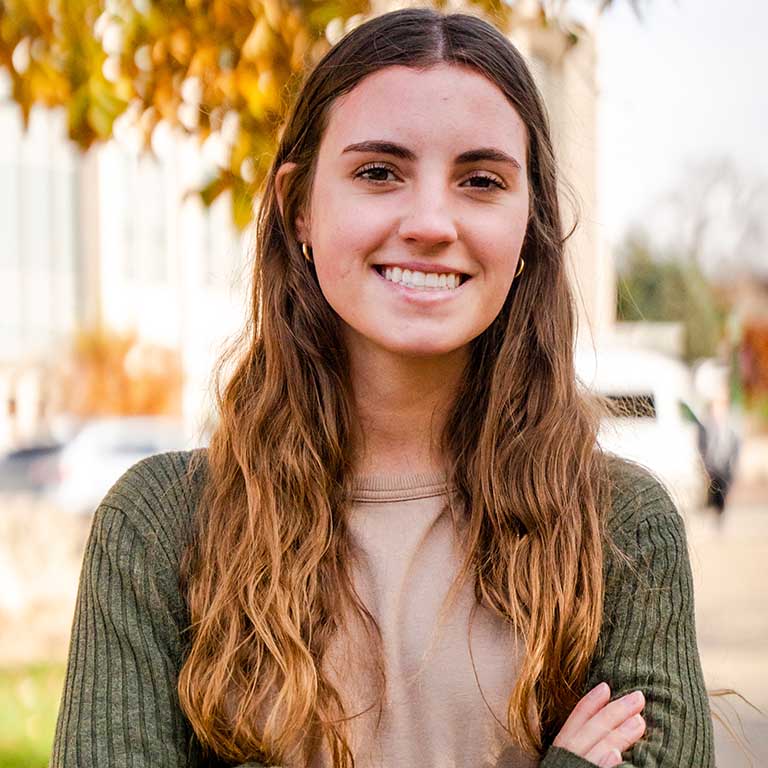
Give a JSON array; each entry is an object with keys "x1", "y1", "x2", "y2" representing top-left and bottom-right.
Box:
[
  {"x1": 310, "y1": 178, "x2": 391, "y2": 261},
  {"x1": 478, "y1": 201, "x2": 529, "y2": 279}
]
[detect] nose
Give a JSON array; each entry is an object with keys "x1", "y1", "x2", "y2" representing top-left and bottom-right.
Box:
[{"x1": 397, "y1": 184, "x2": 458, "y2": 247}]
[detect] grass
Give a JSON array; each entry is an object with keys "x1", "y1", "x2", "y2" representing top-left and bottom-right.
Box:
[{"x1": 0, "y1": 663, "x2": 65, "y2": 768}]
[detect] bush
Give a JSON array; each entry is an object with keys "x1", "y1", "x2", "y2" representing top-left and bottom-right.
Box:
[{"x1": 616, "y1": 232, "x2": 725, "y2": 363}]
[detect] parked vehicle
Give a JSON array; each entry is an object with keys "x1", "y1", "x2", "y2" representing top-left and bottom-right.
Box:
[
  {"x1": 575, "y1": 345, "x2": 709, "y2": 511},
  {"x1": 46, "y1": 417, "x2": 189, "y2": 514},
  {"x1": 0, "y1": 442, "x2": 63, "y2": 494}
]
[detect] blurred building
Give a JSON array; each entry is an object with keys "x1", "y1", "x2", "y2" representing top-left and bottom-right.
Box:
[
  {"x1": 0, "y1": 5, "x2": 610, "y2": 451},
  {"x1": 93, "y1": 134, "x2": 249, "y2": 444},
  {"x1": 0, "y1": 101, "x2": 249, "y2": 449},
  {"x1": 509, "y1": 1, "x2": 614, "y2": 342},
  {"x1": 0, "y1": 106, "x2": 81, "y2": 447}
]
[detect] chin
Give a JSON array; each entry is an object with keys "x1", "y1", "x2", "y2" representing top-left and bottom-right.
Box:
[{"x1": 379, "y1": 336, "x2": 469, "y2": 359}]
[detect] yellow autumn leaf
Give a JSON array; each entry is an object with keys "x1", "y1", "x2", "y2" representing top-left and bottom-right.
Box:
[
  {"x1": 169, "y1": 26, "x2": 193, "y2": 65},
  {"x1": 263, "y1": 0, "x2": 285, "y2": 30},
  {"x1": 237, "y1": 67, "x2": 268, "y2": 121},
  {"x1": 229, "y1": 127, "x2": 253, "y2": 175},
  {"x1": 242, "y1": 16, "x2": 277, "y2": 63},
  {"x1": 188, "y1": 46, "x2": 218, "y2": 79},
  {"x1": 215, "y1": 69, "x2": 239, "y2": 102}
]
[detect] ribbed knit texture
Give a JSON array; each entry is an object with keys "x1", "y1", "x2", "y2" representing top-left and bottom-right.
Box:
[
  {"x1": 350, "y1": 469, "x2": 451, "y2": 501},
  {"x1": 50, "y1": 450, "x2": 715, "y2": 767}
]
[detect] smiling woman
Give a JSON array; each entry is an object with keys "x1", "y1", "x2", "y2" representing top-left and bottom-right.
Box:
[
  {"x1": 50, "y1": 8, "x2": 714, "y2": 768},
  {"x1": 275, "y1": 64, "x2": 529, "y2": 367}
]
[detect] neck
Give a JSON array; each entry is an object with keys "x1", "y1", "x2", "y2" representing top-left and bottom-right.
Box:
[{"x1": 347, "y1": 338, "x2": 468, "y2": 478}]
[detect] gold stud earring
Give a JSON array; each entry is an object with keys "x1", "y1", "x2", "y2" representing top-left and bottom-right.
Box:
[
  {"x1": 301, "y1": 242, "x2": 313, "y2": 263},
  {"x1": 514, "y1": 257, "x2": 525, "y2": 279}
]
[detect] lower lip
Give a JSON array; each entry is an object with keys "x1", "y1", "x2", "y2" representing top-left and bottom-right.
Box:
[{"x1": 372, "y1": 267, "x2": 470, "y2": 302}]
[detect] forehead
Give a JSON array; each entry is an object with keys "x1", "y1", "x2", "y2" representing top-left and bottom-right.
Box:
[{"x1": 321, "y1": 64, "x2": 528, "y2": 159}]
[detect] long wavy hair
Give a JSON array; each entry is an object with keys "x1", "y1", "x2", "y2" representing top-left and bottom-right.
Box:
[{"x1": 179, "y1": 8, "x2": 611, "y2": 765}]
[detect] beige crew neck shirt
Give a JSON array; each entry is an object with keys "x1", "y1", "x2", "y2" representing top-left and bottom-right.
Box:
[{"x1": 314, "y1": 470, "x2": 537, "y2": 768}]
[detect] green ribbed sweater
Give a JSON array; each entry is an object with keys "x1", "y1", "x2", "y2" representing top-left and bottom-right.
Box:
[{"x1": 50, "y1": 450, "x2": 714, "y2": 767}]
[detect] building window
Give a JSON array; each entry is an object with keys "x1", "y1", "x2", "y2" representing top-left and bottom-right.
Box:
[
  {"x1": 22, "y1": 166, "x2": 53, "y2": 268},
  {"x1": 117, "y1": 150, "x2": 170, "y2": 284},
  {"x1": 0, "y1": 160, "x2": 20, "y2": 269}
]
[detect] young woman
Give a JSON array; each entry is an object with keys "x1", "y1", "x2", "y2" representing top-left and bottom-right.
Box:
[{"x1": 51, "y1": 8, "x2": 714, "y2": 768}]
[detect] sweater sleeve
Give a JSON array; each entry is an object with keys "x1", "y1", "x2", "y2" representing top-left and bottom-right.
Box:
[
  {"x1": 541, "y1": 468, "x2": 715, "y2": 767},
  {"x1": 49, "y1": 452, "x2": 273, "y2": 768}
]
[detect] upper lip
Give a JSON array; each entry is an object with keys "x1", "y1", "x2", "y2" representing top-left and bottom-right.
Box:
[{"x1": 374, "y1": 261, "x2": 470, "y2": 276}]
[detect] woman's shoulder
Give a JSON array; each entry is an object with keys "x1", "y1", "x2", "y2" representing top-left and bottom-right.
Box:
[
  {"x1": 603, "y1": 453, "x2": 682, "y2": 541},
  {"x1": 93, "y1": 448, "x2": 209, "y2": 567},
  {"x1": 601, "y1": 454, "x2": 694, "y2": 597}
]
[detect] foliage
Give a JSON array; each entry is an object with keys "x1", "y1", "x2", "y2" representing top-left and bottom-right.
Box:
[
  {"x1": 0, "y1": 662, "x2": 65, "y2": 768},
  {"x1": 1, "y1": 0, "x2": 632, "y2": 228},
  {"x1": 616, "y1": 230, "x2": 726, "y2": 362},
  {"x1": 57, "y1": 326, "x2": 183, "y2": 417}
]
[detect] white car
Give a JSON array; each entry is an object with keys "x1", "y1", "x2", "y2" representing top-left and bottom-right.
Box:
[
  {"x1": 575, "y1": 345, "x2": 708, "y2": 512},
  {"x1": 47, "y1": 417, "x2": 189, "y2": 514}
]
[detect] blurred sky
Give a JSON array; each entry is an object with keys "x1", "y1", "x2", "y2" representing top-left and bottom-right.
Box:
[{"x1": 595, "y1": 0, "x2": 768, "y2": 247}]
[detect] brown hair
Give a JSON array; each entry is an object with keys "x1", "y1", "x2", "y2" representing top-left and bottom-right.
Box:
[{"x1": 178, "y1": 7, "x2": 609, "y2": 764}]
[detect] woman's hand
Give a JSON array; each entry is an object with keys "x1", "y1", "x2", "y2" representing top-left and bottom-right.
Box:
[{"x1": 552, "y1": 682, "x2": 646, "y2": 767}]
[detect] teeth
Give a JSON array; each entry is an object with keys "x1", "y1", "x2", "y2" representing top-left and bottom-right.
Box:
[{"x1": 378, "y1": 266, "x2": 465, "y2": 291}]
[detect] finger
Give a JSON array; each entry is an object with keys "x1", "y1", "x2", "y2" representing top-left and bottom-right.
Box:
[
  {"x1": 597, "y1": 748, "x2": 623, "y2": 768},
  {"x1": 585, "y1": 713, "x2": 646, "y2": 764},
  {"x1": 568, "y1": 690, "x2": 645, "y2": 755},
  {"x1": 552, "y1": 682, "x2": 612, "y2": 747}
]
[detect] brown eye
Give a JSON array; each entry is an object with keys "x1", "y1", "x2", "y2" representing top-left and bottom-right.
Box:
[
  {"x1": 463, "y1": 173, "x2": 505, "y2": 190},
  {"x1": 355, "y1": 163, "x2": 399, "y2": 183}
]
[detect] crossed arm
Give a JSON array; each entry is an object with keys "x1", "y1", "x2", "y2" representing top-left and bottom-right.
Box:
[{"x1": 540, "y1": 484, "x2": 715, "y2": 767}]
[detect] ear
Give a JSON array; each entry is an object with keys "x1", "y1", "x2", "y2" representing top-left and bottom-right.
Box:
[{"x1": 275, "y1": 161, "x2": 310, "y2": 242}]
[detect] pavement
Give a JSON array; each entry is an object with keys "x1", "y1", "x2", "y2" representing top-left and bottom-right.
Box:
[{"x1": 685, "y1": 480, "x2": 768, "y2": 767}]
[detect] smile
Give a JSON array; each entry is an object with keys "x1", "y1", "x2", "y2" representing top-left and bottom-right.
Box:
[{"x1": 373, "y1": 265, "x2": 469, "y2": 291}]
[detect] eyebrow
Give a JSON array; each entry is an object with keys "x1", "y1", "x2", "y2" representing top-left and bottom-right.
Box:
[{"x1": 341, "y1": 140, "x2": 521, "y2": 169}]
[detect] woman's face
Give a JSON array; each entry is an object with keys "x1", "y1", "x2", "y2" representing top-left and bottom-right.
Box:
[{"x1": 283, "y1": 63, "x2": 530, "y2": 360}]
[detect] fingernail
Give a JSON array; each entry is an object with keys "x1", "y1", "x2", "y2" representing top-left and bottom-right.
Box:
[
  {"x1": 625, "y1": 690, "x2": 644, "y2": 707},
  {"x1": 591, "y1": 681, "x2": 610, "y2": 699}
]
